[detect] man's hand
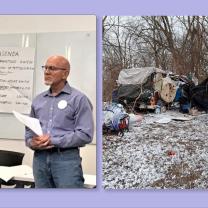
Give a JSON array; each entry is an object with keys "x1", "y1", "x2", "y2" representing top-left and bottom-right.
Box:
[{"x1": 30, "y1": 134, "x2": 54, "y2": 150}]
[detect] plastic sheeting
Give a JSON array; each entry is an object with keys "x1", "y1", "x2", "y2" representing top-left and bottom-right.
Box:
[{"x1": 118, "y1": 67, "x2": 165, "y2": 85}]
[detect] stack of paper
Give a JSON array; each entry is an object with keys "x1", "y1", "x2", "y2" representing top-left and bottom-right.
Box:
[{"x1": 13, "y1": 110, "x2": 43, "y2": 136}]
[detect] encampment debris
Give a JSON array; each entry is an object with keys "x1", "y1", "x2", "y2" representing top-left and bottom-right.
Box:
[
  {"x1": 103, "y1": 112, "x2": 208, "y2": 189},
  {"x1": 114, "y1": 67, "x2": 207, "y2": 114},
  {"x1": 103, "y1": 103, "x2": 130, "y2": 136}
]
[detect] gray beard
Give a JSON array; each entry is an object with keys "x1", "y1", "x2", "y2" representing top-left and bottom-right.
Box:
[{"x1": 44, "y1": 80, "x2": 53, "y2": 86}]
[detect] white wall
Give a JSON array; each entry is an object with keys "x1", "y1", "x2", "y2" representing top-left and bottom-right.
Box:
[
  {"x1": 0, "y1": 15, "x2": 96, "y2": 33},
  {"x1": 0, "y1": 15, "x2": 96, "y2": 175}
]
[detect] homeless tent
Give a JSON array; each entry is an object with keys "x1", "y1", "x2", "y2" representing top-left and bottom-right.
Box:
[
  {"x1": 190, "y1": 77, "x2": 208, "y2": 111},
  {"x1": 117, "y1": 67, "x2": 166, "y2": 109},
  {"x1": 177, "y1": 77, "x2": 208, "y2": 112}
]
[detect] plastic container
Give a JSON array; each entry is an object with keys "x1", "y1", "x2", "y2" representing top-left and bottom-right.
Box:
[{"x1": 155, "y1": 105, "x2": 161, "y2": 114}]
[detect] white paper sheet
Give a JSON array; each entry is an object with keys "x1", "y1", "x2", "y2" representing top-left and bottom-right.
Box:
[
  {"x1": 0, "y1": 165, "x2": 33, "y2": 182},
  {"x1": 155, "y1": 117, "x2": 172, "y2": 124},
  {"x1": 171, "y1": 116, "x2": 193, "y2": 121},
  {"x1": 12, "y1": 110, "x2": 43, "y2": 136}
]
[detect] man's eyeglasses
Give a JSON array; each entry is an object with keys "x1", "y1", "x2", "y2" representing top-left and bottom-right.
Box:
[{"x1": 41, "y1": 65, "x2": 67, "y2": 72}]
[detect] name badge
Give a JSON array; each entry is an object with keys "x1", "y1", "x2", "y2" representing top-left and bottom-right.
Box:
[{"x1": 58, "y1": 100, "x2": 67, "y2": 109}]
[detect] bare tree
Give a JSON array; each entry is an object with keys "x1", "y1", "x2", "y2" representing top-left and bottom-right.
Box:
[{"x1": 103, "y1": 16, "x2": 208, "y2": 101}]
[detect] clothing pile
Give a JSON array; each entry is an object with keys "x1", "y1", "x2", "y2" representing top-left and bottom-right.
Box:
[{"x1": 103, "y1": 103, "x2": 129, "y2": 136}]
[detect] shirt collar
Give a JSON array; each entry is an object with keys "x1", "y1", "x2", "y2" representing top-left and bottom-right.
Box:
[{"x1": 43, "y1": 82, "x2": 71, "y2": 97}]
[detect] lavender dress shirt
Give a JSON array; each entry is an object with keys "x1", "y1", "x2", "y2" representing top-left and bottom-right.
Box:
[{"x1": 25, "y1": 82, "x2": 94, "y2": 149}]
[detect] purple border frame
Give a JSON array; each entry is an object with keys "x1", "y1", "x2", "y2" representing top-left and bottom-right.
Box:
[{"x1": 0, "y1": 0, "x2": 208, "y2": 207}]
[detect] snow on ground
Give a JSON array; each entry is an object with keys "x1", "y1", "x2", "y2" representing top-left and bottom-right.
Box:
[{"x1": 102, "y1": 111, "x2": 208, "y2": 189}]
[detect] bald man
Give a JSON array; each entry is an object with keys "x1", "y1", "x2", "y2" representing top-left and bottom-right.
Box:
[{"x1": 25, "y1": 56, "x2": 94, "y2": 188}]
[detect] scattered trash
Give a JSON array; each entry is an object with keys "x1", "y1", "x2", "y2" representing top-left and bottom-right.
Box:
[
  {"x1": 171, "y1": 116, "x2": 192, "y2": 121},
  {"x1": 155, "y1": 117, "x2": 172, "y2": 124},
  {"x1": 103, "y1": 112, "x2": 208, "y2": 189},
  {"x1": 167, "y1": 150, "x2": 176, "y2": 157},
  {"x1": 129, "y1": 114, "x2": 143, "y2": 128}
]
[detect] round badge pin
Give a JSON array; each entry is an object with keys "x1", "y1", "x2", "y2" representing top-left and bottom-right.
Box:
[{"x1": 58, "y1": 100, "x2": 67, "y2": 109}]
